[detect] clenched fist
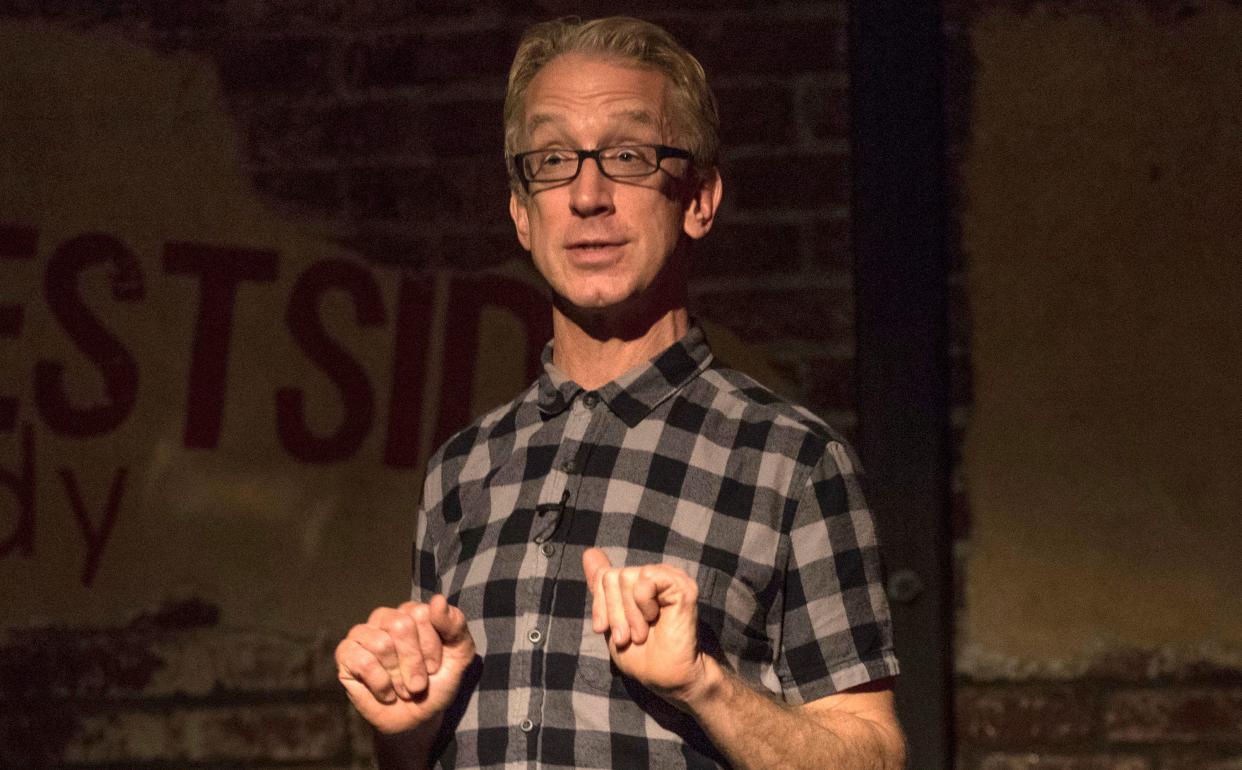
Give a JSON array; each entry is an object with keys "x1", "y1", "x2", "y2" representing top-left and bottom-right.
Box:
[
  {"x1": 583, "y1": 548, "x2": 713, "y2": 708},
  {"x1": 335, "y1": 595, "x2": 476, "y2": 736}
]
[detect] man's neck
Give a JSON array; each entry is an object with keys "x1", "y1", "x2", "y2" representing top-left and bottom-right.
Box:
[{"x1": 550, "y1": 306, "x2": 689, "y2": 391}]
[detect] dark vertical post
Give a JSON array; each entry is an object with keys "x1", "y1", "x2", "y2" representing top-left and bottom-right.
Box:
[{"x1": 849, "y1": 1, "x2": 954, "y2": 767}]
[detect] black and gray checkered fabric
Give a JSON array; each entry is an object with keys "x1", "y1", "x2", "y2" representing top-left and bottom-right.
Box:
[{"x1": 412, "y1": 324, "x2": 899, "y2": 769}]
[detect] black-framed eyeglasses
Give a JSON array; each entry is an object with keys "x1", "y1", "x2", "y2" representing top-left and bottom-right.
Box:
[{"x1": 512, "y1": 144, "x2": 692, "y2": 189}]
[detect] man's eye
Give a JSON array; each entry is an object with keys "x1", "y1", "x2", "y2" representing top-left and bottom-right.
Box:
[{"x1": 542, "y1": 151, "x2": 574, "y2": 166}]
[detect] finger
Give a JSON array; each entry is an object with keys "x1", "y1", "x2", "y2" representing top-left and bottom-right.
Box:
[
  {"x1": 633, "y1": 567, "x2": 663, "y2": 624},
  {"x1": 603, "y1": 568, "x2": 630, "y2": 646},
  {"x1": 427, "y1": 594, "x2": 471, "y2": 646},
  {"x1": 409, "y1": 603, "x2": 442, "y2": 676},
  {"x1": 620, "y1": 569, "x2": 651, "y2": 645},
  {"x1": 582, "y1": 547, "x2": 612, "y2": 591},
  {"x1": 351, "y1": 622, "x2": 413, "y2": 699},
  {"x1": 335, "y1": 634, "x2": 399, "y2": 705},
  {"x1": 591, "y1": 565, "x2": 608, "y2": 634},
  {"x1": 375, "y1": 609, "x2": 429, "y2": 696}
]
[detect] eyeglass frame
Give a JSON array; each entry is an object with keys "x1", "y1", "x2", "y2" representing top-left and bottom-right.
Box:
[{"x1": 510, "y1": 144, "x2": 693, "y2": 191}]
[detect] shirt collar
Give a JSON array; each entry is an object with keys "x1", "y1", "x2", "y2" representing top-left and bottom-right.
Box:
[{"x1": 536, "y1": 324, "x2": 714, "y2": 427}]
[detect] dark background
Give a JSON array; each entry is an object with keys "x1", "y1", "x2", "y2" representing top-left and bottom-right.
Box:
[{"x1": 2, "y1": 1, "x2": 1240, "y2": 768}]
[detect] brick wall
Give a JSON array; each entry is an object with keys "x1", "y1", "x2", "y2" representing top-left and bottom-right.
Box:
[
  {"x1": 0, "y1": 2, "x2": 854, "y2": 766},
  {"x1": 956, "y1": 650, "x2": 1242, "y2": 769},
  {"x1": 7, "y1": 1, "x2": 1233, "y2": 768}
]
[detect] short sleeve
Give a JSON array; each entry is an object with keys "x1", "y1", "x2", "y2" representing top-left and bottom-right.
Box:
[
  {"x1": 775, "y1": 440, "x2": 900, "y2": 704},
  {"x1": 410, "y1": 461, "x2": 444, "y2": 604}
]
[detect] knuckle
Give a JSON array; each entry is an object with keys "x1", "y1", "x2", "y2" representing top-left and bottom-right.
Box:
[
  {"x1": 387, "y1": 615, "x2": 413, "y2": 635},
  {"x1": 368, "y1": 606, "x2": 398, "y2": 625},
  {"x1": 371, "y1": 632, "x2": 396, "y2": 657},
  {"x1": 353, "y1": 653, "x2": 384, "y2": 680}
]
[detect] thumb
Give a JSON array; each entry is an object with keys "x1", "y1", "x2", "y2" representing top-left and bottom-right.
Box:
[
  {"x1": 582, "y1": 547, "x2": 612, "y2": 592},
  {"x1": 427, "y1": 594, "x2": 469, "y2": 645}
]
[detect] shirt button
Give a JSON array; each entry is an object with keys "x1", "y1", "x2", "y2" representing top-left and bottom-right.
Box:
[
  {"x1": 541, "y1": 542, "x2": 556, "y2": 557},
  {"x1": 527, "y1": 629, "x2": 543, "y2": 645},
  {"x1": 560, "y1": 458, "x2": 576, "y2": 474},
  {"x1": 519, "y1": 718, "x2": 534, "y2": 733},
  {"x1": 583, "y1": 391, "x2": 600, "y2": 408}
]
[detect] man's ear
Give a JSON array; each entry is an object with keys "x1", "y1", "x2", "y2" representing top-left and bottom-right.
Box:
[
  {"x1": 510, "y1": 190, "x2": 532, "y2": 251},
  {"x1": 682, "y1": 170, "x2": 723, "y2": 241}
]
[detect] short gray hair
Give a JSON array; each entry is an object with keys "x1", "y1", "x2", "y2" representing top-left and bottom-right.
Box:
[{"x1": 504, "y1": 16, "x2": 720, "y2": 194}]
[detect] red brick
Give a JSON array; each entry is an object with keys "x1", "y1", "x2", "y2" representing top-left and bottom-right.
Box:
[
  {"x1": 726, "y1": 152, "x2": 850, "y2": 212},
  {"x1": 346, "y1": 162, "x2": 509, "y2": 224},
  {"x1": 0, "y1": 702, "x2": 78, "y2": 767},
  {"x1": 242, "y1": 101, "x2": 335, "y2": 164},
  {"x1": 253, "y1": 169, "x2": 343, "y2": 217},
  {"x1": 976, "y1": 754, "x2": 1150, "y2": 770},
  {"x1": 148, "y1": 0, "x2": 230, "y2": 33},
  {"x1": 247, "y1": 98, "x2": 503, "y2": 164},
  {"x1": 691, "y1": 284, "x2": 853, "y2": 345},
  {"x1": 957, "y1": 684, "x2": 1099, "y2": 745},
  {"x1": 811, "y1": 217, "x2": 852, "y2": 274},
  {"x1": 341, "y1": 225, "x2": 437, "y2": 268},
  {"x1": 187, "y1": 631, "x2": 318, "y2": 693},
  {"x1": 347, "y1": 704, "x2": 376, "y2": 761},
  {"x1": 536, "y1": 0, "x2": 786, "y2": 13},
  {"x1": 665, "y1": 16, "x2": 847, "y2": 76},
  {"x1": 716, "y1": 83, "x2": 797, "y2": 148},
  {"x1": 693, "y1": 221, "x2": 802, "y2": 278},
  {"x1": 438, "y1": 227, "x2": 533, "y2": 272},
  {"x1": 214, "y1": 36, "x2": 336, "y2": 94},
  {"x1": 800, "y1": 77, "x2": 851, "y2": 142},
  {"x1": 62, "y1": 702, "x2": 347, "y2": 763},
  {"x1": 1106, "y1": 688, "x2": 1242, "y2": 743},
  {"x1": 346, "y1": 30, "x2": 516, "y2": 89},
  {"x1": 801, "y1": 354, "x2": 855, "y2": 414},
  {"x1": 1160, "y1": 754, "x2": 1242, "y2": 770},
  {"x1": 0, "y1": 624, "x2": 324, "y2": 700},
  {"x1": 326, "y1": 100, "x2": 503, "y2": 159},
  {"x1": 0, "y1": 628, "x2": 164, "y2": 699}
]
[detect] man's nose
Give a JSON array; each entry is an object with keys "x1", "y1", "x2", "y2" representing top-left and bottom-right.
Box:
[{"x1": 569, "y1": 155, "x2": 614, "y2": 217}]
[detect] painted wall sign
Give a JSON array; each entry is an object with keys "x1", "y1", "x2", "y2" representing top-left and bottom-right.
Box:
[{"x1": 0, "y1": 21, "x2": 553, "y2": 631}]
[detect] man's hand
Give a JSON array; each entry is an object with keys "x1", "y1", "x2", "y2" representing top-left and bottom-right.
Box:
[
  {"x1": 582, "y1": 548, "x2": 714, "y2": 707},
  {"x1": 335, "y1": 595, "x2": 475, "y2": 736}
]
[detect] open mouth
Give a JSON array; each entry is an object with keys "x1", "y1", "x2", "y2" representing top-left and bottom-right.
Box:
[{"x1": 566, "y1": 240, "x2": 627, "y2": 263}]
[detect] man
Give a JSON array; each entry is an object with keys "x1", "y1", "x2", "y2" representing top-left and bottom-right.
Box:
[{"x1": 336, "y1": 16, "x2": 904, "y2": 769}]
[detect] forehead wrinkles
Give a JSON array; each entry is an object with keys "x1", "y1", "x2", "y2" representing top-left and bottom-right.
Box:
[{"x1": 521, "y1": 57, "x2": 674, "y2": 144}]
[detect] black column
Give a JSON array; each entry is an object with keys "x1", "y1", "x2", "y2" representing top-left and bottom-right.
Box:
[{"x1": 849, "y1": 1, "x2": 954, "y2": 766}]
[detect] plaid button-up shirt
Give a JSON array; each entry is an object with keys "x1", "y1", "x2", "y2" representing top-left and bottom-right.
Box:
[{"x1": 413, "y1": 325, "x2": 899, "y2": 769}]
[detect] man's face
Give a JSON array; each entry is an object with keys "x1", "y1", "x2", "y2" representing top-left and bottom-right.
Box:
[{"x1": 509, "y1": 53, "x2": 717, "y2": 315}]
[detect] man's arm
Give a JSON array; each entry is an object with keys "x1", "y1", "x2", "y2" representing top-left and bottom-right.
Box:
[
  {"x1": 679, "y1": 658, "x2": 905, "y2": 770},
  {"x1": 583, "y1": 548, "x2": 905, "y2": 770}
]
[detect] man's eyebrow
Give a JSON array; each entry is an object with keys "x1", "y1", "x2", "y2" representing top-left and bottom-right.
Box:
[
  {"x1": 611, "y1": 109, "x2": 658, "y2": 127},
  {"x1": 526, "y1": 113, "x2": 564, "y2": 134}
]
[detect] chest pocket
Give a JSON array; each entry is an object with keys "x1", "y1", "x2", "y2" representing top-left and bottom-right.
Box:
[{"x1": 576, "y1": 564, "x2": 772, "y2": 693}]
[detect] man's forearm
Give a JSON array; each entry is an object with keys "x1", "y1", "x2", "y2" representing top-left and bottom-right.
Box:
[{"x1": 678, "y1": 657, "x2": 905, "y2": 770}]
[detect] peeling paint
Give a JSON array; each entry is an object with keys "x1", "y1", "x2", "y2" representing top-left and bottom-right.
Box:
[{"x1": 958, "y1": 638, "x2": 1242, "y2": 681}]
